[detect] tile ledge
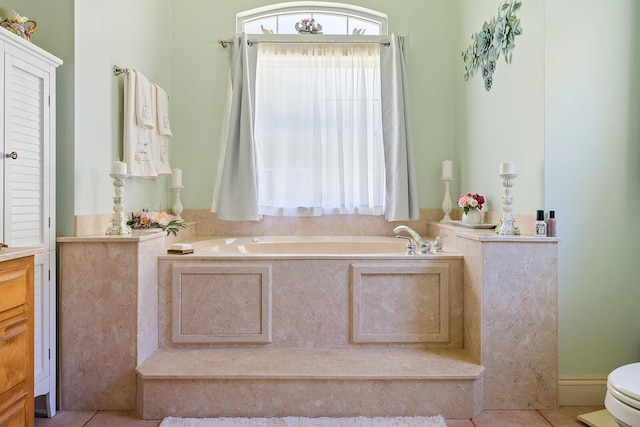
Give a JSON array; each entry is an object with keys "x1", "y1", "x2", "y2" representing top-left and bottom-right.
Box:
[
  {"x1": 429, "y1": 221, "x2": 560, "y2": 243},
  {"x1": 57, "y1": 231, "x2": 166, "y2": 243}
]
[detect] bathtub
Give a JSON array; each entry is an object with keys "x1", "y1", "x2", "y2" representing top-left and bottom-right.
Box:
[{"x1": 181, "y1": 235, "x2": 424, "y2": 256}]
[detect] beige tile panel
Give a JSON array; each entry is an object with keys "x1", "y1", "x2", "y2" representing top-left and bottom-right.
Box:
[
  {"x1": 180, "y1": 208, "x2": 441, "y2": 237},
  {"x1": 139, "y1": 377, "x2": 480, "y2": 419},
  {"x1": 171, "y1": 263, "x2": 272, "y2": 343},
  {"x1": 352, "y1": 262, "x2": 450, "y2": 343},
  {"x1": 481, "y1": 241, "x2": 559, "y2": 409},
  {"x1": 158, "y1": 259, "x2": 464, "y2": 349},
  {"x1": 58, "y1": 238, "x2": 166, "y2": 411}
]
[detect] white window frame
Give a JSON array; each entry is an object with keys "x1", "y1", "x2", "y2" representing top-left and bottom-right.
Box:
[{"x1": 236, "y1": 1, "x2": 388, "y2": 35}]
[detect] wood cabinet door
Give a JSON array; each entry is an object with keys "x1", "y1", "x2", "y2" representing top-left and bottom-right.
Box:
[{"x1": 0, "y1": 257, "x2": 34, "y2": 427}]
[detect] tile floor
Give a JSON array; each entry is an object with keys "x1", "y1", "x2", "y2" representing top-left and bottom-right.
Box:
[{"x1": 34, "y1": 406, "x2": 606, "y2": 427}]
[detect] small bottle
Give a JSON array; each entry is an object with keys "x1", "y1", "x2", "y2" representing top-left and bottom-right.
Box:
[
  {"x1": 547, "y1": 210, "x2": 557, "y2": 237},
  {"x1": 535, "y1": 210, "x2": 547, "y2": 236}
]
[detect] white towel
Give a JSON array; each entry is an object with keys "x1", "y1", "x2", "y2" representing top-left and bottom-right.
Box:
[
  {"x1": 155, "y1": 84, "x2": 172, "y2": 137},
  {"x1": 150, "y1": 85, "x2": 172, "y2": 175},
  {"x1": 123, "y1": 70, "x2": 158, "y2": 178},
  {"x1": 135, "y1": 70, "x2": 154, "y2": 129}
]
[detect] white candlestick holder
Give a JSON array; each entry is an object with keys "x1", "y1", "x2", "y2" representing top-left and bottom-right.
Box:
[
  {"x1": 172, "y1": 185, "x2": 184, "y2": 220},
  {"x1": 440, "y1": 178, "x2": 453, "y2": 223},
  {"x1": 106, "y1": 173, "x2": 131, "y2": 235},
  {"x1": 495, "y1": 173, "x2": 520, "y2": 235}
]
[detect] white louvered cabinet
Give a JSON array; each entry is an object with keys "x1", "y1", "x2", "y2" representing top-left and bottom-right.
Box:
[{"x1": 0, "y1": 31, "x2": 61, "y2": 418}]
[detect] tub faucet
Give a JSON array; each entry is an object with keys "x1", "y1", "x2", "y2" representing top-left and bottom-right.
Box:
[{"x1": 393, "y1": 225, "x2": 432, "y2": 254}]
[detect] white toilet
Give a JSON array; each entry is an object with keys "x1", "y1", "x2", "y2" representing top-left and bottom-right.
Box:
[{"x1": 606, "y1": 363, "x2": 640, "y2": 427}]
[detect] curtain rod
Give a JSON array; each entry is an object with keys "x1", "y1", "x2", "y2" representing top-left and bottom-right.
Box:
[{"x1": 218, "y1": 37, "x2": 390, "y2": 48}]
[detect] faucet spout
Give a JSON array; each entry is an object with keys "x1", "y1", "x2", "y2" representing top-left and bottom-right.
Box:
[{"x1": 393, "y1": 225, "x2": 432, "y2": 254}]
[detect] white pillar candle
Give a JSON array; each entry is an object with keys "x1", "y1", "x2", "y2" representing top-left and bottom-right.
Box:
[
  {"x1": 442, "y1": 160, "x2": 453, "y2": 180},
  {"x1": 172, "y1": 168, "x2": 182, "y2": 187},
  {"x1": 111, "y1": 160, "x2": 127, "y2": 176},
  {"x1": 500, "y1": 162, "x2": 516, "y2": 175}
]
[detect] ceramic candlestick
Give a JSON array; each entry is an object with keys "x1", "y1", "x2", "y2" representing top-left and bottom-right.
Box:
[
  {"x1": 106, "y1": 173, "x2": 131, "y2": 235},
  {"x1": 495, "y1": 173, "x2": 520, "y2": 235},
  {"x1": 172, "y1": 185, "x2": 184, "y2": 220},
  {"x1": 441, "y1": 178, "x2": 453, "y2": 223}
]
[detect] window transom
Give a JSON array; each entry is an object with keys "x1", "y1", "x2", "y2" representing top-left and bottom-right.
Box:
[{"x1": 237, "y1": 1, "x2": 387, "y2": 36}]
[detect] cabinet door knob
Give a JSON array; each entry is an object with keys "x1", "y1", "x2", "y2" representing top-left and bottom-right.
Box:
[{"x1": 5, "y1": 151, "x2": 18, "y2": 159}]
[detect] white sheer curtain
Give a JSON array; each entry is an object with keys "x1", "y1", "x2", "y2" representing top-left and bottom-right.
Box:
[
  {"x1": 212, "y1": 34, "x2": 418, "y2": 221},
  {"x1": 254, "y1": 42, "x2": 385, "y2": 216}
]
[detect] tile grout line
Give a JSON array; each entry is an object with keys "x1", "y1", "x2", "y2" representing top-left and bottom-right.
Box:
[
  {"x1": 536, "y1": 409, "x2": 555, "y2": 426},
  {"x1": 82, "y1": 410, "x2": 99, "y2": 426}
]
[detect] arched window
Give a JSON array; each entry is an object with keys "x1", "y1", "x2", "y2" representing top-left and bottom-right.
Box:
[
  {"x1": 237, "y1": 1, "x2": 387, "y2": 36},
  {"x1": 213, "y1": 4, "x2": 417, "y2": 221}
]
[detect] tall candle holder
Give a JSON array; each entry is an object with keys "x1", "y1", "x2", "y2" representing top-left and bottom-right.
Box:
[
  {"x1": 440, "y1": 178, "x2": 453, "y2": 223},
  {"x1": 106, "y1": 173, "x2": 131, "y2": 235},
  {"x1": 495, "y1": 173, "x2": 520, "y2": 235},
  {"x1": 172, "y1": 185, "x2": 184, "y2": 220}
]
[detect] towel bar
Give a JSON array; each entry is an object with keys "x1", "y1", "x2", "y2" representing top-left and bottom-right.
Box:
[{"x1": 113, "y1": 65, "x2": 130, "y2": 76}]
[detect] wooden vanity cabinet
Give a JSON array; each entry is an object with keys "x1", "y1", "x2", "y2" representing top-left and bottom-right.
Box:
[{"x1": 0, "y1": 256, "x2": 34, "y2": 427}]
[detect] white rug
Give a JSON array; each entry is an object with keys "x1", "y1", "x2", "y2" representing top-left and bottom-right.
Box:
[{"x1": 159, "y1": 415, "x2": 448, "y2": 427}]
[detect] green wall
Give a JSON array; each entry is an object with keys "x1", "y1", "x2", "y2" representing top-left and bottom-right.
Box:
[
  {"x1": 170, "y1": 0, "x2": 457, "y2": 210},
  {"x1": 7, "y1": 0, "x2": 640, "y2": 380},
  {"x1": 455, "y1": 0, "x2": 544, "y2": 216},
  {"x1": 545, "y1": 0, "x2": 640, "y2": 375}
]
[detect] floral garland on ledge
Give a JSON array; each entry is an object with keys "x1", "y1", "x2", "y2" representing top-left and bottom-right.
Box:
[
  {"x1": 127, "y1": 211, "x2": 186, "y2": 236},
  {"x1": 462, "y1": 1, "x2": 522, "y2": 91}
]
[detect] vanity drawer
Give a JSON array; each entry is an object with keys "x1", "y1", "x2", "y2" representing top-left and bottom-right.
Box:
[
  {"x1": 0, "y1": 265, "x2": 28, "y2": 317},
  {"x1": 0, "y1": 382, "x2": 29, "y2": 427},
  {"x1": 0, "y1": 317, "x2": 29, "y2": 393}
]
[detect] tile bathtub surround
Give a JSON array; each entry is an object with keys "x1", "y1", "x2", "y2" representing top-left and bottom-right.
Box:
[
  {"x1": 59, "y1": 209, "x2": 558, "y2": 418},
  {"x1": 57, "y1": 235, "x2": 166, "y2": 410}
]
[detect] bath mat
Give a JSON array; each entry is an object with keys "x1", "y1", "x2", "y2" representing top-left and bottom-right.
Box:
[
  {"x1": 159, "y1": 415, "x2": 448, "y2": 427},
  {"x1": 577, "y1": 409, "x2": 618, "y2": 427}
]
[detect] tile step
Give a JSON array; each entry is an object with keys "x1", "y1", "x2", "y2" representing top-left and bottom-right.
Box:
[
  {"x1": 136, "y1": 348, "x2": 484, "y2": 419},
  {"x1": 136, "y1": 347, "x2": 483, "y2": 380}
]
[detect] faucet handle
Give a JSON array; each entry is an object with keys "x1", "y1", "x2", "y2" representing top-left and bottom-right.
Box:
[
  {"x1": 434, "y1": 234, "x2": 448, "y2": 252},
  {"x1": 396, "y1": 235, "x2": 416, "y2": 255}
]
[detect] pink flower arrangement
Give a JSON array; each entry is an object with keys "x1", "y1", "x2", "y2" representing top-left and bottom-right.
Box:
[
  {"x1": 458, "y1": 193, "x2": 485, "y2": 214},
  {"x1": 127, "y1": 211, "x2": 185, "y2": 236}
]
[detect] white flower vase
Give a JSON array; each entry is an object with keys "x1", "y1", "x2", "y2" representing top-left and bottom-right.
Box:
[{"x1": 462, "y1": 208, "x2": 483, "y2": 225}]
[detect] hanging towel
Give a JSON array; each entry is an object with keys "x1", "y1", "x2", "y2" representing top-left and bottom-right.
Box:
[
  {"x1": 150, "y1": 85, "x2": 172, "y2": 175},
  {"x1": 135, "y1": 71, "x2": 154, "y2": 129},
  {"x1": 123, "y1": 70, "x2": 158, "y2": 178},
  {"x1": 155, "y1": 84, "x2": 172, "y2": 137}
]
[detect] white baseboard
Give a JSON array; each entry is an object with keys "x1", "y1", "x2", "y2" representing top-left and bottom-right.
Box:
[{"x1": 558, "y1": 376, "x2": 607, "y2": 406}]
